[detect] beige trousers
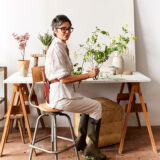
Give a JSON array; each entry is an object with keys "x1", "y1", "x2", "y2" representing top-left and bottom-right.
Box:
[{"x1": 55, "y1": 96, "x2": 102, "y2": 120}]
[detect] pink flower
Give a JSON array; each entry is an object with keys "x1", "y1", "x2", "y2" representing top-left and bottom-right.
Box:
[
  {"x1": 19, "y1": 42, "x2": 26, "y2": 50},
  {"x1": 12, "y1": 32, "x2": 30, "y2": 60}
]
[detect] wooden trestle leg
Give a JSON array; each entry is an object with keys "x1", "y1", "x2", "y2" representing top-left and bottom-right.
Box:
[
  {"x1": 118, "y1": 83, "x2": 157, "y2": 154},
  {"x1": 0, "y1": 84, "x2": 36, "y2": 156}
]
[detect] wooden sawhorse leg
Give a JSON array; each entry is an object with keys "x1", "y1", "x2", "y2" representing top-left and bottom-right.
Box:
[
  {"x1": 118, "y1": 82, "x2": 157, "y2": 154},
  {"x1": 0, "y1": 85, "x2": 16, "y2": 156},
  {"x1": 0, "y1": 84, "x2": 36, "y2": 156},
  {"x1": 117, "y1": 83, "x2": 141, "y2": 127}
]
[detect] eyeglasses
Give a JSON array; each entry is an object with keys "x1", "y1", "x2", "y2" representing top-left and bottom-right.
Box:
[{"x1": 57, "y1": 27, "x2": 74, "y2": 33}]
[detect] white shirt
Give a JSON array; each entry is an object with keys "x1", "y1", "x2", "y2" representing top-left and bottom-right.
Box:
[{"x1": 45, "y1": 37, "x2": 82, "y2": 108}]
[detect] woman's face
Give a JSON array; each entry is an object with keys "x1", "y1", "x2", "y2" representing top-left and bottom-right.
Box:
[{"x1": 54, "y1": 22, "x2": 72, "y2": 42}]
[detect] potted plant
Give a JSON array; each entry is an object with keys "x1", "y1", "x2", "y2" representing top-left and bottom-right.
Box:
[
  {"x1": 12, "y1": 32, "x2": 30, "y2": 76},
  {"x1": 38, "y1": 32, "x2": 53, "y2": 54}
]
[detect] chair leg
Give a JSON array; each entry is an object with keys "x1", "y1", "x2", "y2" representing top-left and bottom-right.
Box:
[
  {"x1": 61, "y1": 113, "x2": 80, "y2": 160},
  {"x1": 29, "y1": 114, "x2": 45, "y2": 160},
  {"x1": 15, "y1": 119, "x2": 19, "y2": 130},
  {"x1": 17, "y1": 119, "x2": 25, "y2": 144},
  {"x1": 6, "y1": 119, "x2": 15, "y2": 143},
  {"x1": 51, "y1": 115, "x2": 54, "y2": 151},
  {"x1": 10, "y1": 119, "x2": 14, "y2": 133},
  {"x1": 5, "y1": 119, "x2": 11, "y2": 143},
  {"x1": 52, "y1": 115, "x2": 58, "y2": 160},
  {"x1": 22, "y1": 117, "x2": 26, "y2": 134}
]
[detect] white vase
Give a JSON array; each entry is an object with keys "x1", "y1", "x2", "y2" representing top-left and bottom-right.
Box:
[{"x1": 112, "y1": 52, "x2": 124, "y2": 74}]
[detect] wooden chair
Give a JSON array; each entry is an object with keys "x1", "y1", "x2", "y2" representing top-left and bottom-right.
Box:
[{"x1": 28, "y1": 66, "x2": 79, "y2": 160}]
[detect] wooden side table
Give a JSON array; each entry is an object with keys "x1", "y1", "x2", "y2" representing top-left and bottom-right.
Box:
[
  {"x1": 30, "y1": 53, "x2": 46, "y2": 67},
  {"x1": 0, "y1": 67, "x2": 7, "y2": 120}
]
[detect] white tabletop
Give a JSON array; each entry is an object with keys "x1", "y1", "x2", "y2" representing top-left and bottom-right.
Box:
[
  {"x1": 4, "y1": 72, "x2": 151, "y2": 84},
  {"x1": 4, "y1": 72, "x2": 32, "y2": 84},
  {"x1": 82, "y1": 72, "x2": 151, "y2": 83}
]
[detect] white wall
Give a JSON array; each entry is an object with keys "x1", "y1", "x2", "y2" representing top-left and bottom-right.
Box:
[
  {"x1": 134, "y1": 0, "x2": 160, "y2": 126},
  {"x1": 0, "y1": 0, "x2": 160, "y2": 127},
  {"x1": 44, "y1": 0, "x2": 135, "y2": 72},
  {"x1": 0, "y1": 0, "x2": 51, "y2": 127}
]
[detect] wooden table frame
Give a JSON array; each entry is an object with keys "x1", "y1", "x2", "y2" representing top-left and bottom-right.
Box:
[
  {"x1": 0, "y1": 83, "x2": 45, "y2": 156},
  {"x1": 117, "y1": 82, "x2": 157, "y2": 154}
]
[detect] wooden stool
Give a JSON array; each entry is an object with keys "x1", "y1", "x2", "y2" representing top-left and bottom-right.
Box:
[
  {"x1": 4, "y1": 114, "x2": 25, "y2": 143},
  {"x1": 28, "y1": 66, "x2": 80, "y2": 160}
]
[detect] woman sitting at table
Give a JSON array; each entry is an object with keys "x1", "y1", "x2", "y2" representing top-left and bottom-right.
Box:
[{"x1": 45, "y1": 14, "x2": 106, "y2": 160}]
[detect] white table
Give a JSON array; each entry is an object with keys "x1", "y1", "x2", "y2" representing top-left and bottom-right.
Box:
[
  {"x1": 3, "y1": 72, "x2": 150, "y2": 84},
  {"x1": 82, "y1": 72, "x2": 151, "y2": 83},
  {"x1": 1, "y1": 71, "x2": 157, "y2": 155},
  {"x1": 3, "y1": 72, "x2": 32, "y2": 84}
]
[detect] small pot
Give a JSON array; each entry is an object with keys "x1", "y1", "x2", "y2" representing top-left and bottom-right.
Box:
[{"x1": 17, "y1": 60, "x2": 30, "y2": 77}]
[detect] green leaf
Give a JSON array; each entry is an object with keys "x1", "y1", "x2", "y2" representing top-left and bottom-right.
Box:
[
  {"x1": 101, "y1": 31, "x2": 109, "y2": 36},
  {"x1": 122, "y1": 26, "x2": 128, "y2": 33},
  {"x1": 73, "y1": 63, "x2": 78, "y2": 67}
]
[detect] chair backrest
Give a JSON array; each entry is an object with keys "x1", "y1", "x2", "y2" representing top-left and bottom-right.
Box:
[{"x1": 31, "y1": 66, "x2": 46, "y2": 83}]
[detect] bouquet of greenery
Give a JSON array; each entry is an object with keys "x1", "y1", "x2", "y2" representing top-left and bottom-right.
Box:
[
  {"x1": 110, "y1": 24, "x2": 136, "y2": 55},
  {"x1": 74, "y1": 27, "x2": 114, "y2": 74},
  {"x1": 73, "y1": 25, "x2": 136, "y2": 76}
]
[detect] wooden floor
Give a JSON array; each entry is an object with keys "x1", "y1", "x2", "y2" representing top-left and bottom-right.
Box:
[{"x1": 0, "y1": 127, "x2": 160, "y2": 160}]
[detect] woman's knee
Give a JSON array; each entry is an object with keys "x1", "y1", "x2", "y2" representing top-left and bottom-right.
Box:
[
  {"x1": 94, "y1": 101, "x2": 102, "y2": 119},
  {"x1": 96, "y1": 101, "x2": 102, "y2": 111}
]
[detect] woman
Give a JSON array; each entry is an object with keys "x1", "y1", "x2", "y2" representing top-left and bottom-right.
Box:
[{"x1": 45, "y1": 15, "x2": 106, "y2": 160}]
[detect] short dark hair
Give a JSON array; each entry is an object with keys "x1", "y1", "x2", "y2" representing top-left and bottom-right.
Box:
[{"x1": 51, "y1": 15, "x2": 72, "y2": 37}]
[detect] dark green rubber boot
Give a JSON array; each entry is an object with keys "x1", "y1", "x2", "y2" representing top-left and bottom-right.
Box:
[
  {"x1": 76, "y1": 114, "x2": 89, "y2": 151},
  {"x1": 83, "y1": 118, "x2": 107, "y2": 160}
]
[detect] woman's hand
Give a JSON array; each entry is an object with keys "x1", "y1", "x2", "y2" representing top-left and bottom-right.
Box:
[
  {"x1": 60, "y1": 67, "x2": 99, "y2": 84},
  {"x1": 88, "y1": 67, "x2": 99, "y2": 78}
]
